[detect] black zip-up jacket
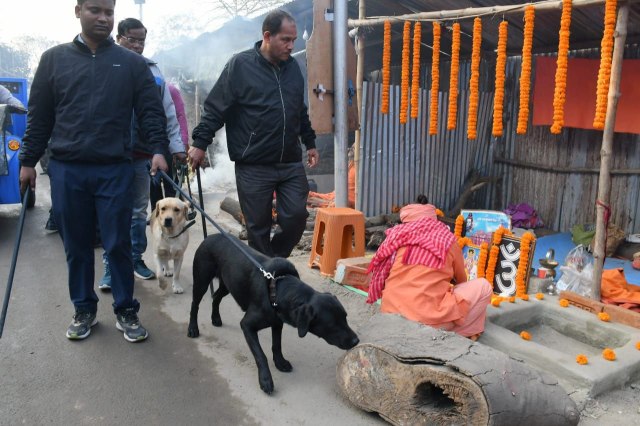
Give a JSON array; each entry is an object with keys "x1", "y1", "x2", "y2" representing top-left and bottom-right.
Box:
[
  {"x1": 191, "y1": 41, "x2": 316, "y2": 164},
  {"x1": 19, "y1": 36, "x2": 168, "y2": 167}
]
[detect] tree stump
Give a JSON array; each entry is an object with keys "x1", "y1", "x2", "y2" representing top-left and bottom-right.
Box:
[
  {"x1": 220, "y1": 197, "x2": 244, "y2": 225},
  {"x1": 337, "y1": 314, "x2": 579, "y2": 426}
]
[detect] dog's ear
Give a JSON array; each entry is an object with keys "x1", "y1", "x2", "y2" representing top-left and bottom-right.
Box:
[
  {"x1": 153, "y1": 203, "x2": 160, "y2": 218},
  {"x1": 295, "y1": 304, "x2": 315, "y2": 338}
]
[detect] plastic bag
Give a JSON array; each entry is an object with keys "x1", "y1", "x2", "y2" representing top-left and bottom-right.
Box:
[{"x1": 556, "y1": 245, "x2": 594, "y2": 298}]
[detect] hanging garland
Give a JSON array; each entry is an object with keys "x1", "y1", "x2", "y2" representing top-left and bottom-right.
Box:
[
  {"x1": 457, "y1": 237, "x2": 471, "y2": 248},
  {"x1": 551, "y1": 0, "x2": 572, "y2": 134},
  {"x1": 429, "y1": 22, "x2": 441, "y2": 135},
  {"x1": 492, "y1": 20, "x2": 508, "y2": 137},
  {"x1": 517, "y1": 6, "x2": 535, "y2": 135},
  {"x1": 447, "y1": 23, "x2": 461, "y2": 130},
  {"x1": 467, "y1": 18, "x2": 482, "y2": 140},
  {"x1": 485, "y1": 227, "x2": 512, "y2": 284},
  {"x1": 515, "y1": 232, "x2": 535, "y2": 296},
  {"x1": 411, "y1": 22, "x2": 422, "y2": 119},
  {"x1": 454, "y1": 214, "x2": 464, "y2": 238},
  {"x1": 477, "y1": 242, "x2": 489, "y2": 278},
  {"x1": 400, "y1": 21, "x2": 411, "y2": 124},
  {"x1": 593, "y1": 0, "x2": 617, "y2": 130},
  {"x1": 381, "y1": 20, "x2": 392, "y2": 114}
]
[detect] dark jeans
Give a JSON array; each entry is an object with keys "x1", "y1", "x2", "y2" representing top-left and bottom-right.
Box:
[
  {"x1": 235, "y1": 162, "x2": 309, "y2": 258},
  {"x1": 149, "y1": 153, "x2": 176, "y2": 210},
  {"x1": 49, "y1": 159, "x2": 139, "y2": 314}
]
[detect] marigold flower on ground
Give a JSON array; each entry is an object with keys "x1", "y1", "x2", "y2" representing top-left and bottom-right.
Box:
[
  {"x1": 602, "y1": 348, "x2": 616, "y2": 361},
  {"x1": 559, "y1": 298, "x2": 570, "y2": 307},
  {"x1": 576, "y1": 354, "x2": 588, "y2": 365},
  {"x1": 635, "y1": 341, "x2": 640, "y2": 350},
  {"x1": 520, "y1": 331, "x2": 531, "y2": 340},
  {"x1": 520, "y1": 294, "x2": 529, "y2": 301},
  {"x1": 508, "y1": 296, "x2": 516, "y2": 303},
  {"x1": 598, "y1": 312, "x2": 611, "y2": 322},
  {"x1": 491, "y1": 297, "x2": 502, "y2": 307},
  {"x1": 536, "y1": 293, "x2": 544, "y2": 300}
]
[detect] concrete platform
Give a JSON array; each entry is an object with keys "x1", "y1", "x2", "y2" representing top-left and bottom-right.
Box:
[{"x1": 481, "y1": 295, "x2": 640, "y2": 404}]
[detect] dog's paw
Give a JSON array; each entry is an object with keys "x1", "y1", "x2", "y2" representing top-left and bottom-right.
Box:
[
  {"x1": 172, "y1": 284, "x2": 184, "y2": 294},
  {"x1": 259, "y1": 373, "x2": 274, "y2": 395},
  {"x1": 158, "y1": 278, "x2": 168, "y2": 290},
  {"x1": 211, "y1": 313, "x2": 222, "y2": 327},
  {"x1": 187, "y1": 324, "x2": 200, "y2": 338},
  {"x1": 274, "y1": 357, "x2": 293, "y2": 373},
  {"x1": 163, "y1": 270, "x2": 173, "y2": 277}
]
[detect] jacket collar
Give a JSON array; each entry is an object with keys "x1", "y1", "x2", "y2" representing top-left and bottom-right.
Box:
[
  {"x1": 73, "y1": 34, "x2": 114, "y2": 52},
  {"x1": 253, "y1": 40, "x2": 293, "y2": 69}
]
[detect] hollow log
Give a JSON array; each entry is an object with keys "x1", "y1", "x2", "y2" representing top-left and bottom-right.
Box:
[
  {"x1": 447, "y1": 170, "x2": 500, "y2": 218},
  {"x1": 220, "y1": 197, "x2": 244, "y2": 225},
  {"x1": 337, "y1": 314, "x2": 579, "y2": 425}
]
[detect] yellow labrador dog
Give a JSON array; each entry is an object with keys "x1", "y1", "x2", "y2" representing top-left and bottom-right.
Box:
[{"x1": 150, "y1": 197, "x2": 191, "y2": 294}]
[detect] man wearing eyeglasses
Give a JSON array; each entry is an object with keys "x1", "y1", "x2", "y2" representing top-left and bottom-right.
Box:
[
  {"x1": 19, "y1": 0, "x2": 169, "y2": 343},
  {"x1": 95, "y1": 18, "x2": 186, "y2": 291}
]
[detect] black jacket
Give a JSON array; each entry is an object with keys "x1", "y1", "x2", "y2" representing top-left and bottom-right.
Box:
[
  {"x1": 191, "y1": 41, "x2": 316, "y2": 164},
  {"x1": 19, "y1": 36, "x2": 168, "y2": 167}
]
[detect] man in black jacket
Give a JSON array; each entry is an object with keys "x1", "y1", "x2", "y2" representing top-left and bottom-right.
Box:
[
  {"x1": 19, "y1": 0, "x2": 168, "y2": 342},
  {"x1": 189, "y1": 9, "x2": 319, "y2": 258}
]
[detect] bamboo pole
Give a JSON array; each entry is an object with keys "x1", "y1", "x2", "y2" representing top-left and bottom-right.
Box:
[
  {"x1": 591, "y1": 4, "x2": 629, "y2": 301},
  {"x1": 354, "y1": 0, "x2": 366, "y2": 207},
  {"x1": 348, "y1": 0, "x2": 607, "y2": 27}
]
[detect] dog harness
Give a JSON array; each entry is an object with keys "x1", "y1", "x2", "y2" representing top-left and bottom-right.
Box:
[{"x1": 167, "y1": 219, "x2": 196, "y2": 239}]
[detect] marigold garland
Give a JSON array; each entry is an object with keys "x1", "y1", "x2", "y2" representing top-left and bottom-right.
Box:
[
  {"x1": 436, "y1": 208, "x2": 444, "y2": 217},
  {"x1": 576, "y1": 354, "x2": 589, "y2": 365},
  {"x1": 454, "y1": 215, "x2": 464, "y2": 238},
  {"x1": 517, "y1": 6, "x2": 535, "y2": 134},
  {"x1": 515, "y1": 232, "x2": 535, "y2": 297},
  {"x1": 520, "y1": 331, "x2": 531, "y2": 340},
  {"x1": 485, "y1": 227, "x2": 513, "y2": 284},
  {"x1": 381, "y1": 20, "x2": 392, "y2": 114},
  {"x1": 520, "y1": 294, "x2": 530, "y2": 301},
  {"x1": 602, "y1": 348, "x2": 616, "y2": 361},
  {"x1": 492, "y1": 21, "x2": 508, "y2": 137},
  {"x1": 468, "y1": 17, "x2": 482, "y2": 140},
  {"x1": 400, "y1": 21, "x2": 411, "y2": 124},
  {"x1": 598, "y1": 312, "x2": 611, "y2": 322},
  {"x1": 536, "y1": 292, "x2": 544, "y2": 300},
  {"x1": 491, "y1": 296, "x2": 502, "y2": 307},
  {"x1": 477, "y1": 242, "x2": 489, "y2": 278},
  {"x1": 411, "y1": 22, "x2": 422, "y2": 119},
  {"x1": 551, "y1": 0, "x2": 572, "y2": 134},
  {"x1": 447, "y1": 23, "x2": 461, "y2": 130},
  {"x1": 429, "y1": 22, "x2": 441, "y2": 135},
  {"x1": 593, "y1": 0, "x2": 617, "y2": 129},
  {"x1": 559, "y1": 298, "x2": 570, "y2": 307},
  {"x1": 508, "y1": 296, "x2": 516, "y2": 303},
  {"x1": 458, "y1": 237, "x2": 471, "y2": 249}
]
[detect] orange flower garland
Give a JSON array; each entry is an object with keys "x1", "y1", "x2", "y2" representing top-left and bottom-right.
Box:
[
  {"x1": 602, "y1": 348, "x2": 616, "y2": 361},
  {"x1": 381, "y1": 20, "x2": 391, "y2": 114},
  {"x1": 485, "y1": 227, "x2": 512, "y2": 284},
  {"x1": 598, "y1": 312, "x2": 611, "y2": 322},
  {"x1": 436, "y1": 208, "x2": 444, "y2": 217},
  {"x1": 447, "y1": 23, "x2": 461, "y2": 130},
  {"x1": 458, "y1": 237, "x2": 471, "y2": 249},
  {"x1": 400, "y1": 21, "x2": 411, "y2": 124},
  {"x1": 520, "y1": 294, "x2": 530, "y2": 301},
  {"x1": 429, "y1": 22, "x2": 441, "y2": 135},
  {"x1": 508, "y1": 296, "x2": 516, "y2": 303},
  {"x1": 454, "y1": 215, "x2": 464, "y2": 238},
  {"x1": 491, "y1": 296, "x2": 502, "y2": 307},
  {"x1": 520, "y1": 331, "x2": 531, "y2": 341},
  {"x1": 467, "y1": 18, "x2": 482, "y2": 140},
  {"x1": 576, "y1": 354, "x2": 588, "y2": 365},
  {"x1": 492, "y1": 21, "x2": 508, "y2": 137},
  {"x1": 536, "y1": 293, "x2": 544, "y2": 300},
  {"x1": 559, "y1": 298, "x2": 570, "y2": 307},
  {"x1": 517, "y1": 6, "x2": 535, "y2": 134},
  {"x1": 477, "y1": 242, "x2": 489, "y2": 278},
  {"x1": 515, "y1": 232, "x2": 535, "y2": 297},
  {"x1": 411, "y1": 22, "x2": 422, "y2": 119},
  {"x1": 593, "y1": 0, "x2": 617, "y2": 129},
  {"x1": 551, "y1": 0, "x2": 572, "y2": 134}
]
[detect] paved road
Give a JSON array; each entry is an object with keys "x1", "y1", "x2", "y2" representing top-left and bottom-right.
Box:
[{"x1": 0, "y1": 175, "x2": 383, "y2": 425}]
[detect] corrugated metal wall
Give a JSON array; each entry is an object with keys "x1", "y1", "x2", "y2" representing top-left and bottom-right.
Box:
[{"x1": 358, "y1": 50, "x2": 640, "y2": 234}]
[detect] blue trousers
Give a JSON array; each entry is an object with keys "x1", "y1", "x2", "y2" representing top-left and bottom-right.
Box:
[
  {"x1": 234, "y1": 162, "x2": 309, "y2": 258},
  {"x1": 49, "y1": 159, "x2": 139, "y2": 314}
]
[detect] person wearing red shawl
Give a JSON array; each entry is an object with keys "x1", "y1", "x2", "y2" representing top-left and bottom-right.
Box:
[{"x1": 366, "y1": 203, "x2": 492, "y2": 340}]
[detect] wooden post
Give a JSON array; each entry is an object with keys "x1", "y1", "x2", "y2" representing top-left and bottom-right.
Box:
[
  {"x1": 353, "y1": 0, "x2": 366, "y2": 207},
  {"x1": 592, "y1": 4, "x2": 629, "y2": 301}
]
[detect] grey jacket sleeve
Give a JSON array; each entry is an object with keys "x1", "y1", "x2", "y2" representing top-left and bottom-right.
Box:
[{"x1": 162, "y1": 81, "x2": 185, "y2": 155}]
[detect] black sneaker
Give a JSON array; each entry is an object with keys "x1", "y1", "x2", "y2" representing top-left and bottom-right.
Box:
[
  {"x1": 45, "y1": 210, "x2": 58, "y2": 233},
  {"x1": 115, "y1": 308, "x2": 148, "y2": 342},
  {"x1": 66, "y1": 310, "x2": 97, "y2": 340}
]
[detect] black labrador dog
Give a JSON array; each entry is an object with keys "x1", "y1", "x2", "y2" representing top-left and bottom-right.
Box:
[{"x1": 188, "y1": 233, "x2": 360, "y2": 394}]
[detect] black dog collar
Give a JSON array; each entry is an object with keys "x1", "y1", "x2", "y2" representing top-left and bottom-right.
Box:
[
  {"x1": 269, "y1": 275, "x2": 284, "y2": 309},
  {"x1": 167, "y1": 219, "x2": 196, "y2": 239}
]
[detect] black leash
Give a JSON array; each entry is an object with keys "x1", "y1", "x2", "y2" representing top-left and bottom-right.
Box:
[
  {"x1": 195, "y1": 168, "x2": 207, "y2": 239},
  {"x1": 167, "y1": 219, "x2": 196, "y2": 239},
  {"x1": 158, "y1": 170, "x2": 279, "y2": 304},
  {"x1": 0, "y1": 187, "x2": 30, "y2": 338}
]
